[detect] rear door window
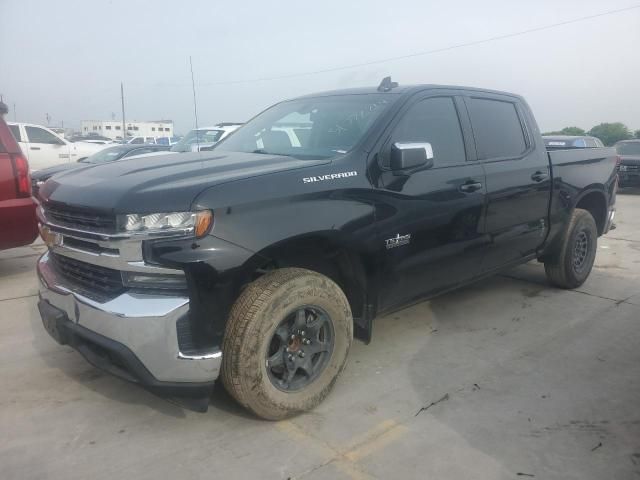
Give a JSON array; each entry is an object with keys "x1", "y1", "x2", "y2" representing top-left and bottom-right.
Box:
[
  {"x1": 468, "y1": 98, "x2": 527, "y2": 159},
  {"x1": 9, "y1": 125, "x2": 21, "y2": 142}
]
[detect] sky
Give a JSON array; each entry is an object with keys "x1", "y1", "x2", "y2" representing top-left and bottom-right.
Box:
[{"x1": 1, "y1": 0, "x2": 639, "y2": 134}]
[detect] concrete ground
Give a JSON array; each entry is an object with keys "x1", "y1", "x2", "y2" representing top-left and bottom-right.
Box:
[{"x1": 1, "y1": 191, "x2": 639, "y2": 480}]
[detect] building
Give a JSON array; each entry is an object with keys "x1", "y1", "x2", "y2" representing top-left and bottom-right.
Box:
[{"x1": 80, "y1": 120, "x2": 174, "y2": 140}]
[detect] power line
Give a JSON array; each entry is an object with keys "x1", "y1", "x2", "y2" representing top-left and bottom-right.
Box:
[{"x1": 198, "y1": 4, "x2": 640, "y2": 86}]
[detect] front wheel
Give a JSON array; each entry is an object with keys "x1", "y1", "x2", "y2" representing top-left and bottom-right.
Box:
[
  {"x1": 221, "y1": 268, "x2": 353, "y2": 420},
  {"x1": 544, "y1": 208, "x2": 598, "y2": 289}
]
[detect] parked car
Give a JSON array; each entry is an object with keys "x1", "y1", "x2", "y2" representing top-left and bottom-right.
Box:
[
  {"x1": 126, "y1": 136, "x2": 161, "y2": 145},
  {"x1": 8, "y1": 122, "x2": 109, "y2": 171},
  {"x1": 170, "y1": 123, "x2": 242, "y2": 152},
  {"x1": 0, "y1": 103, "x2": 38, "y2": 250},
  {"x1": 35, "y1": 80, "x2": 617, "y2": 419},
  {"x1": 615, "y1": 139, "x2": 640, "y2": 187},
  {"x1": 543, "y1": 135, "x2": 604, "y2": 149},
  {"x1": 31, "y1": 144, "x2": 171, "y2": 198},
  {"x1": 156, "y1": 136, "x2": 181, "y2": 146},
  {"x1": 68, "y1": 135, "x2": 115, "y2": 145}
]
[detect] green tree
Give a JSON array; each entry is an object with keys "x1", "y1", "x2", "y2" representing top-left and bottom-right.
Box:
[
  {"x1": 542, "y1": 126, "x2": 586, "y2": 136},
  {"x1": 635, "y1": 129, "x2": 640, "y2": 139},
  {"x1": 588, "y1": 123, "x2": 632, "y2": 146}
]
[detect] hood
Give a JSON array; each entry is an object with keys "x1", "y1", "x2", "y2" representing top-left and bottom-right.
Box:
[
  {"x1": 31, "y1": 162, "x2": 86, "y2": 182},
  {"x1": 39, "y1": 151, "x2": 328, "y2": 213}
]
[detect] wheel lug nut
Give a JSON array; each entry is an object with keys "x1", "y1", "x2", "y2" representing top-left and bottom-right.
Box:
[
  {"x1": 301, "y1": 330, "x2": 306, "y2": 336},
  {"x1": 298, "y1": 351, "x2": 305, "y2": 358},
  {"x1": 288, "y1": 354, "x2": 294, "y2": 361},
  {"x1": 290, "y1": 334, "x2": 296, "y2": 340},
  {"x1": 303, "y1": 339, "x2": 310, "y2": 345}
]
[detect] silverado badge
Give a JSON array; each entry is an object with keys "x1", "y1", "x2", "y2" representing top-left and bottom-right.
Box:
[{"x1": 385, "y1": 233, "x2": 411, "y2": 249}]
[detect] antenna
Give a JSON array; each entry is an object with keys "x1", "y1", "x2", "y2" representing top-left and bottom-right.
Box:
[
  {"x1": 377, "y1": 76, "x2": 398, "y2": 92},
  {"x1": 189, "y1": 56, "x2": 200, "y2": 152}
]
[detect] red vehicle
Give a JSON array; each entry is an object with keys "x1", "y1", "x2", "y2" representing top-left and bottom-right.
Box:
[{"x1": 0, "y1": 101, "x2": 38, "y2": 250}]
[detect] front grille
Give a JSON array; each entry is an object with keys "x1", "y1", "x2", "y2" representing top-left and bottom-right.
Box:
[
  {"x1": 45, "y1": 205, "x2": 116, "y2": 233},
  {"x1": 51, "y1": 253, "x2": 124, "y2": 296}
]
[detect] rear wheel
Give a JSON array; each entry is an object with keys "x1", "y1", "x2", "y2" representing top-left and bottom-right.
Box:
[
  {"x1": 544, "y1": 208, "x2": 598, "y2": 289},
  {"x1": 221, "y1": 268, "x2": 352, "y2": 420}
]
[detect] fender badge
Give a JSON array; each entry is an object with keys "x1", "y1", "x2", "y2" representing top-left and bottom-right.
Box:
[{"x1": 385, "y1": 233, "x2": 411, "y2": 249}]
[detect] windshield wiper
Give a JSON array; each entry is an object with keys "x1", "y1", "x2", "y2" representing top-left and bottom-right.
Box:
[{"x1": 250, "y1": 149, "x2": 293, "y2": 157}]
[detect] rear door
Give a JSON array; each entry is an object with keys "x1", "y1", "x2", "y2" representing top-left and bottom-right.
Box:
[
  {"x1": 373, "y1": 93, "x2": 489, "y2": 311},
  {"x1": 464, "y1": 95, "x2": 551, "y2": 272},
  {"x1": 23, "y1": 125, "x2": 70, "y2": 171}
]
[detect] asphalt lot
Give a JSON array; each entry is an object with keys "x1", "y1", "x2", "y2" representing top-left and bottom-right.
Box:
[{"x1": 1, "y1": 190, "x2": 639, "y2": 480}]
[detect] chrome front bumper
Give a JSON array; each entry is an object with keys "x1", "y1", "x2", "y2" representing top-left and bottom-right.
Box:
[{"x1": 37, "y1": 251, "x2": 221, "y2": 384}]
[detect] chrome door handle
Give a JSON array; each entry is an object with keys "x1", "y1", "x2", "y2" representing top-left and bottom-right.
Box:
[
  {"x1": 459, "y1": 182, "x2": 483, "y2": 193},
  {"x1": 531, "y1": 171, "x2": 549, "y2": 182}
]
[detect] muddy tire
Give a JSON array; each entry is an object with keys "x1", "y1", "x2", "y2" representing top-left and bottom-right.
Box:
[
  {"x1": 221, "y1": 268, "x2": 352, "y2": 420},
  {"x1": 544, "y1": 208, "x2": 598, "y2": 289}
]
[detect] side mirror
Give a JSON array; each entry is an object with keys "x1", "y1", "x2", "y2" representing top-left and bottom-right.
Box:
[{"x1": 390, "y1": 142, "x2": 434, "y2": 171}]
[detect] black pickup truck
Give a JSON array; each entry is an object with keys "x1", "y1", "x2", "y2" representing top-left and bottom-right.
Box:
[{"x1": 36, "y1": 79, "x2": 618, "y2": 419}]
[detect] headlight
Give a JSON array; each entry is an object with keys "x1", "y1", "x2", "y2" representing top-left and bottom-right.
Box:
[{"x1": 118, "y1": 210, "x2": 213, "y2": 238}]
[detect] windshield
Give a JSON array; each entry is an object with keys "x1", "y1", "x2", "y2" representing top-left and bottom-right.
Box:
[
  {"x1": 171, "y1": 129, "x2": 225, "y2": 152},
  {"x1": 616, "y1": 142, "x2": 640, "y2": 156},
  {"x1": 82, "y1": 146, "x2": 130, "y2": 163},
  {"x1": 214, "y1": 94, "x2": 395, "y2": 160}
]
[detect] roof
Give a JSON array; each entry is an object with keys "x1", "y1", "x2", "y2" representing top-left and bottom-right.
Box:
[
  {"x1": 615, "y1": 139, "x2": 640, "y2": 144},
  {"x1": 293, "y1": 84, "x2": 524, "y2": 100},
  {"x1": 8, "y1": 121, "x2": 54, "y2": 128},
  {"x1": 195, "y1": 124, "x2": 241, "y2": 132}
]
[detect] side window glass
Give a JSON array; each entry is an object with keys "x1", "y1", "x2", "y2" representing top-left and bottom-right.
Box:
[
  {"x1": 25, "y1": 126, "x2": 63, "y2": 145},
  {"x1": 385, "y1": 97, "x2": 466, "y2": 168},
  {"x1": 468, "y1": 98, "x2": 527, "y2": 159}
]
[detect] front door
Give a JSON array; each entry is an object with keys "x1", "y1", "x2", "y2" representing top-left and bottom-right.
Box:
[
  {"x1": 373, "y1": 95, "x2": 489, "y2": 312},
  {"x1": 24, "y1": 125, "x2": 70, "y2": 171}
]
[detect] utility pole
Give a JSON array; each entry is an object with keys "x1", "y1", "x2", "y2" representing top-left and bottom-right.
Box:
[
  {"x1": 120, "y1": 82, "x2": 126, "y2": 141},
  {"x1": 13, "y1": 103, "x2": 16, "y2": 122}
]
